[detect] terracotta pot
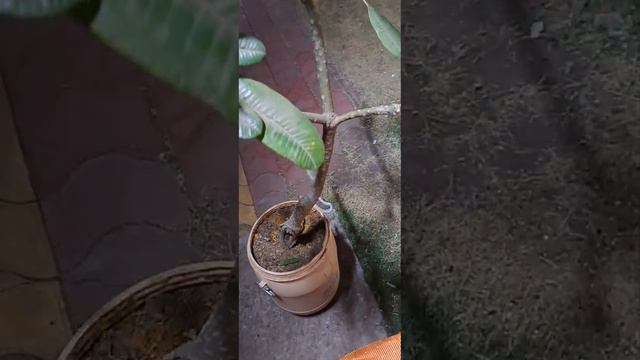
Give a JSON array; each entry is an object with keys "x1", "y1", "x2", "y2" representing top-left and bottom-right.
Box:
[
  {"x1": 57, "y1": 261, "x2": 235, "y2": 359},
  {"x1": 247, "y1": 201, "x2": 340, "y2": 315}
]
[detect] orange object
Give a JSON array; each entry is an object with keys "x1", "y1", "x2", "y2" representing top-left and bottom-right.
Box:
[{"x1": 341, "y1": 333, "x2": 401, "y2": 360}]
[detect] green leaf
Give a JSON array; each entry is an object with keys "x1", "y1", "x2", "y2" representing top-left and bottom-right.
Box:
[
  {"x1": 239, "y1": 36, "x2": 266, "y2": 66},
  {"x1": 91, "y1": 0, "x2": 237, "y2": 121},
  {"x1": 239, "y1": 106, "x2": 263, "y2": 139},
  {"x1": 239, "y1": 78, "x2": 324, "y2": 169},
  {"x1": 280, "y1": 258, "x2": 300, "y2": 267},
  {"x1": 363, "y1": 0, "x2": 400, "y2": 58},
  {"x1": 0, "y1": 0, "x2": 83, "y2": 16}
]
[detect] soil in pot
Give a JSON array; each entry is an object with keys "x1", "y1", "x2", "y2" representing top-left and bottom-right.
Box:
[
  {"x1": 84, "y1": 283, "x2": 225, "y2": 360},
  {"x1": 252, "y1": 204, "x2": 325, "y2": 272}
]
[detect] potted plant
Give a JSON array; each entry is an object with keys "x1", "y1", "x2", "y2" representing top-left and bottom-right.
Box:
[{"x1": 239, "y1": 0, "x2": 400, "y2": 315}]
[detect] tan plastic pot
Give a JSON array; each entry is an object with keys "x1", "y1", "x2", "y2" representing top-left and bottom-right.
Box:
[{"x1": 247, "y1": 200, "x2": 340, "y2": 315}]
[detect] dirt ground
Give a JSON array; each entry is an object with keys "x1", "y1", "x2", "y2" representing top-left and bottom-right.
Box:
[
  {"x1": 311, "y1": 0, "x2": 401, "y2": 333},
  {"x1": 404, "y1": 0, "x2": 640, "y2": 359}
]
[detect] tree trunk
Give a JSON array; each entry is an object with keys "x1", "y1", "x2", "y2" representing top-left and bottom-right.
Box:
[{"x1": 280, "y1": 126, "x2": 336, "y2": 248}]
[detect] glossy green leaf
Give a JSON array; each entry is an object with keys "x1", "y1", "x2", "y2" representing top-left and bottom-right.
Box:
[
  {"x1": 0, "y1": 0, "x2": 83, "y2": 16},
  {"x1": 239, "y1": 106, "x2": 263, "y2": 139},
  {"x1": 363, "y1": 0, "x2": 400, "y2": 58},
  {"x1": 91, "y1": 0, "x2": 237, "y2": 121},
  {"x1": 239, "y1": 78, "x2": 324, "y2": 169},
  {"x1": 239, "y1": 36, "x2": 266, "y2": 66}
]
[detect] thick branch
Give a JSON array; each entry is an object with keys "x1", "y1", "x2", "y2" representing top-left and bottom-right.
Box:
[
  {"x1": 304, "y1": 103, "x2": 400, "y2": 126},
  {"x1": 280, "y1": 125, "x2": 337, "y2": 248},
  {"x1": 330, "y1": 104, "x2": 400, "y2": 128}
]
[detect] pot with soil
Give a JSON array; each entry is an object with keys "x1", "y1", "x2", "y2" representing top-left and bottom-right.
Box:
[
  {"x1": 247, "y1": 201, "x2": 339, "y2": 315},
  {"x1": 57, "y1": 261, "x2": 236, "y2": 360},
  {"x1": 239, "y1": 0, "x2": 399, "y2": 314}
]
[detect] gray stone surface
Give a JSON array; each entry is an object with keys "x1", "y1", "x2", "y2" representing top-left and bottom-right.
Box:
[{"x1": 239, "y1": 219, "x2": 387, "y2": 360}]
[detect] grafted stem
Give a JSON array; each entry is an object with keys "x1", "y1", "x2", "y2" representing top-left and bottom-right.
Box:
[{"x1": 280, "y1": 125, "x2": 336, "y2": 247}]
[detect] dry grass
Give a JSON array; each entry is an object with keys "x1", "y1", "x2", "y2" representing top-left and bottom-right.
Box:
[
  {"x1": 327, "y1": 112, "x2": 401, "y2": 333},
  {"x1": 403, "y1": 1, "x2": 640, "y2": 358}
]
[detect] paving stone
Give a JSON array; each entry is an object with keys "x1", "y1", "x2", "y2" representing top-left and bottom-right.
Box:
[
  {"x1": 330, "y1": 85, "x2": 356, "y2": 114},
  {"x1": 253, "y1": 192, "x2": 288, "y2": 217},
  {"x1": 249, "y1": 173, "x2": 287, "y2": 203},
  {"x1": 239, "y1": 141, "x2": 281, "y2": 183},
  {"x1": 169, "y1": 118, "x2": 237, "y2": 202},
  {"x1": 262, "y1": 0, "x2": 323, "y2": 100},
  {"x1": 239, "y1": 202, "x2": 257, "y2": 227},
  {"x1": 0, "y1": 77, "x2": 34, "y2": 203},
  {"x1": 41, "y1": 155, "x2": 190, "y2": 274},
  {"x1": 0, "y1": 204, "x2": 57, "y2": 278},
  {"x1": 147, "y1": 79, "x2": 237, "y2": 203},
  {"x1": 283, "y1": 166, "x2": 313, "y2": 196},
  {"x1": 0, "y1": 281, "x2": 72, "y2": 360},
  {"x1": 239, "y1": 159, "x2": 249, "y2": 187},
  {"x1": 0, "y1": 18, "x2": 166, "y2": 199},
  {"x1": 62, "y1": 226, "x2": 202, "y2": 329},
  {"x1": 239, "y1": 161, "x2": 257, "y2": 226}
]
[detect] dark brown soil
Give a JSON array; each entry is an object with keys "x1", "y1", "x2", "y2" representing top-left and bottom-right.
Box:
[
  {"x1": 84, "y1": 283, "x2": 225, "y2": 360},
  {"x1": 252, "y1": 205, "x2": 325, "y2": 272}
]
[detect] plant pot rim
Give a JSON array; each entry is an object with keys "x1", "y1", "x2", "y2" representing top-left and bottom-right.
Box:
[
  {"x1": 57, "y1": 261, "x2": 235, "y2": 360},
  {"x1": 247, "y1": 200, "x2": 330, "y2": 279}
]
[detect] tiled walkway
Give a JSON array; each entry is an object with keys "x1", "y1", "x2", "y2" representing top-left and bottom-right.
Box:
[{"x1": 0, "y1": 16, "x2": 236, "y2": 358}]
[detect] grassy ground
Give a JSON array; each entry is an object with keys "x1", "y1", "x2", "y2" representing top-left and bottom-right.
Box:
[
  {"x1": 404, "y1": 0, "x2": 640, "y2": 358},
  {"x1": 312, "y1": 0, "x2": 401, "y2": 333}
]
